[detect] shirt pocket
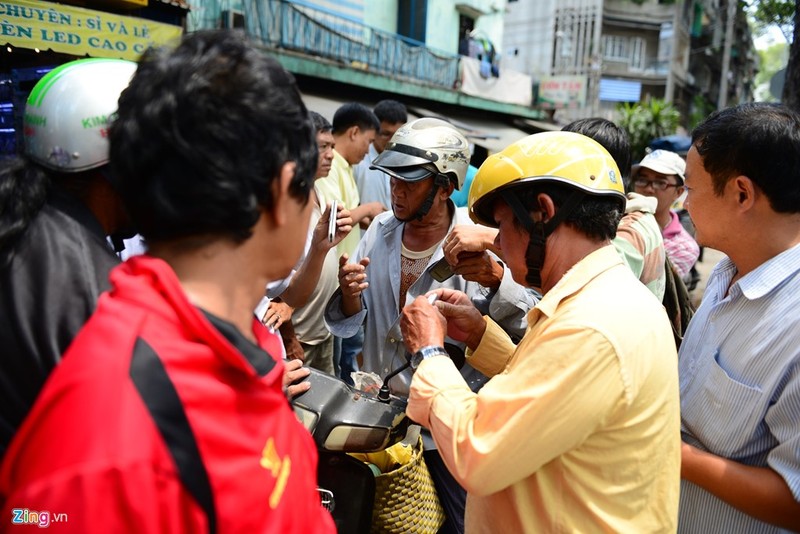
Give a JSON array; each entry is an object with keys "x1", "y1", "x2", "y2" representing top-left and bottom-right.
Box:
[{"x1": 687, "y1": 349, "x2": 766, "y2": 459}]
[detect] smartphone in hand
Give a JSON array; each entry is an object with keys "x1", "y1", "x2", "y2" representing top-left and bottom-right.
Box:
[
  {"x1": 429, "y1": 257, "x2": 455, "y2": 282},
  {"x1": 328, "y1": 200, "x2": 338, "y2": 243}
]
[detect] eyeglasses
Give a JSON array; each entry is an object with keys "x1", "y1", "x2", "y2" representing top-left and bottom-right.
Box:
[{"x1": 633, "y1": 178, "x2": 680, "y2": 191}]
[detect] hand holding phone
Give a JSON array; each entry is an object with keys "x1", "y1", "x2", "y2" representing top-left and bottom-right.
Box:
[
  {"x1": 327, "y1": 200, "x2": 338, "y2": 243},
  {"x1": 429, "y1": 257, "x2": 455, "y2": 282}
]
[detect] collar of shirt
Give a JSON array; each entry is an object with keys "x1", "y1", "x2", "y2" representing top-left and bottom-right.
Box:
[
  {"x1": 200, "y1": 310, "x2": 277, "y2": 376},
  {"x1": 368, "y1": 142, "x2": 379, "y2": 161},
  {"x1": 662, "y1": 210, "x2": 684, "y2": 239},
  {"x1": 719, "y1": 241, "x2": 800, "y2": 301},
  {"x1": 117, "y1": 256, "x2": 278, "y2": 378},
  {"x1": 331, "y1": 148, "x2": 350, "y2": 172},
  {"x1": 532, "y1": 245, "x2": 625, "y2": 321}
]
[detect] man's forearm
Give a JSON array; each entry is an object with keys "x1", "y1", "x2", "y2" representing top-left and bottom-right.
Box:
[
  {"x1": 350, "y1": 202, "x2": 384, "y2": 226},
  {"x1": 279, "y1": 319, "x2": 304, "y2": 361},
  {"x1": 681, "y1": 442, "x2": 800, "y2": 530},
  {"x1": 340, "y1": 293, "x2": 362, "y2": 317},
  {"x1": 281, "y1": 245, "x2": 327, "y2": 308}
]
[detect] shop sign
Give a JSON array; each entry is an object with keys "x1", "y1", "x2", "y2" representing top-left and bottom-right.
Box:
[
  {"x1": 0, "y1": 0, "x2": 182, "y2": 61},
  {"x1": 537, "y1": 75, "x2": 587, "y2": 109}
]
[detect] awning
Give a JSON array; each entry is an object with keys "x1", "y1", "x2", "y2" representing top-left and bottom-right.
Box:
[
  {"x1": 516, "y1": 117, "x2": 561, "y2": 133},
  {"x1": 301, "y1": 93, "x2": 354, "y2": 123},
  {"x1": 450, "y1": 117, "x2": 531, "y2": 153},
  {"x1": 407, "y1": 106, "x2": 552, "y2": 153},
  {"x1": 300, "y1": 94, "x2": 555, "y2": 154},
  {"x1": 0, "y1": 0, "x2": 183, "y2": 61}
]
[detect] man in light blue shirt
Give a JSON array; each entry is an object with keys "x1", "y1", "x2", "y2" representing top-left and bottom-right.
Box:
[
  {"x1": 449, "y1": 164, "x2": 477, "y2": 208},
  {"x1": 353, "y1": 100, "x2": 408, "y2": 214},
  {"x1": 678, "y1": 103, "x2": 800, "y2": 532}
]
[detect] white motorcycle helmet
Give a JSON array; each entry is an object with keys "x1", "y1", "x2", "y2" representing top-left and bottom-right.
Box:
[
  {"x1": 371, "y1": 117, "x2": 470, "y2": 190},
  {"x1": 24, "y1": 58, "x2": 137, "y2": 173}
]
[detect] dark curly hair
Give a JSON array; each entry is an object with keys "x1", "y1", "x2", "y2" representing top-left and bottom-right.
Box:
[{"x1": 109, "y1": 30, "x2": 317, "y2": 243}]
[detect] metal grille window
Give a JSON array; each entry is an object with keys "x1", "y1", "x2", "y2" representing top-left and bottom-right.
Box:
[
  {"x1": 553, "y1": 4, "x2": 599, "y2": 75},
  {"x1": 630, "y1": 37, "x2": 646, "y2": 70},
  {"x1": 603, "y1": 35, "x2": 628, "y2": 61},
  {"x1": 602, "y1": 35, "x2": 646, "y2": 70}
]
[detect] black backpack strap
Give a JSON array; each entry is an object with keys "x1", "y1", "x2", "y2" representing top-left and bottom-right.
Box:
[{"x1": 129, "y1": 338, "x2": 217, "y2": 534}]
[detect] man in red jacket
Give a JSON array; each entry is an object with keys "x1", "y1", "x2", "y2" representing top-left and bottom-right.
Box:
[{"x1": 0, "y1": 30, "x2": 334, "y2": 533}]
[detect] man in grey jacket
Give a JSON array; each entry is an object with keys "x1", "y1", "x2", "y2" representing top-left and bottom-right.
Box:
[{"x1": 324, "y1": 117, "x2": 536, "y2": 533}]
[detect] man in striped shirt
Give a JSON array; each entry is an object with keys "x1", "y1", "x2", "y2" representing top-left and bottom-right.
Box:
[
  {"x1": 563, "y1": 118, "x2": 667, "y2": 300},
  {"x1": 678, "y1": 103, "x2": 800, "y2": 532}
]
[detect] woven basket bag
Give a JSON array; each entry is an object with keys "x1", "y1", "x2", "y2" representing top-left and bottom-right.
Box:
[{"x1": 370, "y1": 436, "x2": 445, "y2": 533}]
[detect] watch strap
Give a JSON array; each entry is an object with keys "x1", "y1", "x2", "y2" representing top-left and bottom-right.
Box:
[{"x1": 411, "y1": 345, "x2": 449, "y2": 369}]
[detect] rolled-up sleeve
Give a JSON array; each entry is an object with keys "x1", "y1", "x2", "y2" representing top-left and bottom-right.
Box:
[
  {"x1": 470, "y1": 260, "x2": 538, "y2": 343},
  {"x1": 467, "y1": 317, "x2": 517, "y2": 378},
  {"x1": 409, "y1": 326, "x2": 624, "y2": 496},
  {"x1": 323, "y1": 288, "x2": 366, "y2": 339}
]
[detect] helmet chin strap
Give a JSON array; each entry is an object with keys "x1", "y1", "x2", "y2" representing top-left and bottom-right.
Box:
[
  {"x1": 523, "y1": 221, "x2": 547, "y2": 288},
  {"x1": 501, "y1": 190, "x2": 585, "y2": 289},
  {"x1": 397, "y1": 174, "x2": 451, "y2": 222}
]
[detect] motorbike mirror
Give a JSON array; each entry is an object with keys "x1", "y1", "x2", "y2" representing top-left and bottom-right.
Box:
[
  {"x1": 378, "y1": 292, "x2": 454, "y2": 402},
  {"x1": 377, "y1": 359, "x2": 411, "y2": 402}
]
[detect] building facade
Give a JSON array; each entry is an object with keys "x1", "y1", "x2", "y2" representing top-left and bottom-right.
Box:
[
  {"x1": 187, "y1": 0, "x2": 554, "y2": 162},
  {"x1": 503, "y1": 0, "x2": 756, "y2": 127}
]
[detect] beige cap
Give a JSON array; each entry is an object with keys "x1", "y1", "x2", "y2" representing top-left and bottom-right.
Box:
[{"x1": 633, "y1": 149, "x2": 686, "y2": 184}]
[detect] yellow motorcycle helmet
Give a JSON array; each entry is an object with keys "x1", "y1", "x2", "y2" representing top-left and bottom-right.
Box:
[{"x1": 468, "y1": 131, "x2": 625, "y2": 227}]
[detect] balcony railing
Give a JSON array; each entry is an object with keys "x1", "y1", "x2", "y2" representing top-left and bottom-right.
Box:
[{"x1": 242, "y1": 0, "x2": 461, "y2": 89}]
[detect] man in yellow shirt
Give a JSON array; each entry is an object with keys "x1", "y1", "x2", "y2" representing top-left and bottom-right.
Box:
[
  {"x1": 315, "y1": 103, "x2": 385, "y2": 384},
  {"x1": 316, "y1": 103, "x2": 386, "y2": 259},
  {"x1": 400, "y1": 132, "x2": 681, "y2": 532}
]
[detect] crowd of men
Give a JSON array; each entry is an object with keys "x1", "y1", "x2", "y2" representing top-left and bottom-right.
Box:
[{"x1": 0, "y1": 29, "x2": 797, "y2": 533}]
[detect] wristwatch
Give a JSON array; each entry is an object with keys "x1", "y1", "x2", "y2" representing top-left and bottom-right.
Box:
[{"x1": 410, "y1": 345, "x2": 449, "y2": 369}]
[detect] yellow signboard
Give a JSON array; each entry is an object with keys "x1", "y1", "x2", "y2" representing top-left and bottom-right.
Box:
[{"x1": 0, "y1": 0, "x2": 183, "y2": 61}]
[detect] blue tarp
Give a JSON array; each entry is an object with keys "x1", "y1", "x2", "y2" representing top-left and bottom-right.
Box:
[{"x1": 649, "y1": 135, "x2": 691, "y2": 155}]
